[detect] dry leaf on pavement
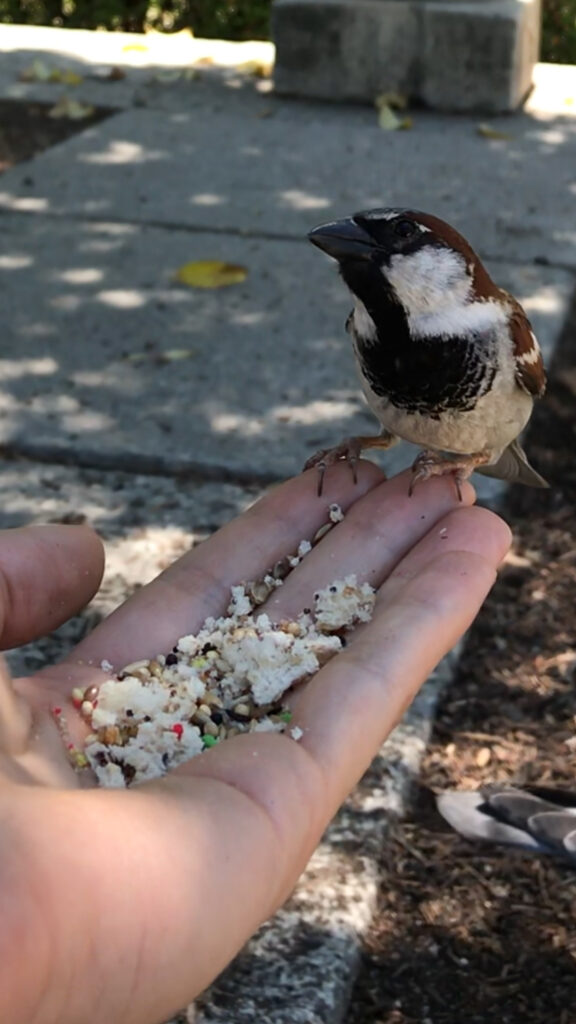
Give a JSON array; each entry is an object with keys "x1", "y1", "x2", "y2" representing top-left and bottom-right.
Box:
[
  {"x1": 19, "y1": 60, "x2": 52, "y2": 82},
  {"x1": 236, "y1": 59, "x2": 273, "y2": 79},
  {"x1": 152, "y1": 68, "x2": 199, "y2": 83},
  {"x1": 174, "y1": 260, "x2": 248, "y2": 288},
  {"x1": 375, "y1": 93, "x2": 412, "y2": 131},
  {"x1": 476, "y1": 123, "x2": 512, "y2": 140},
  {"x1": 20, "y1": 62, "x2": 84, "y2": 85},
  {"x1": 48, "y1": 96, "x2": 95, "y2": 120}
]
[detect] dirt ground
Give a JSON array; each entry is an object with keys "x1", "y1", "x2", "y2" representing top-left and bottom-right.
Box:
[{"x1": 2, "y1": 98, "x2": 576, "y2": 1024}]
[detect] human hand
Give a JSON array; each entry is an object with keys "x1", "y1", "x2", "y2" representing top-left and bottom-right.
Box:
[{"x1": 0, "y1": 465, "x2": 510, "y2": 1024}]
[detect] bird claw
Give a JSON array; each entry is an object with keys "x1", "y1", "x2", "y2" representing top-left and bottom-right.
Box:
[
  {"x1": 409, "y1": 451, "x2": 483, "y2": 502},
  {"x1": 304, "y1": 438, "x2": 363, "y2": 497}
]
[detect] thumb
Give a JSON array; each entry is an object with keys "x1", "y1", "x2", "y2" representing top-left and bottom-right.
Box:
[{"x1": 0, "y1": 525, "x2": 105, "y2": 650}]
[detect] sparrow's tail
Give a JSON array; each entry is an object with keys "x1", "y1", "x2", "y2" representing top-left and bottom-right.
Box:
[
  {"x1": 435, "y1": 785, "x2": 576, "y2": 864},
  {"x1": 475, "y1": 437, "x2": 549, "y2": 488}
]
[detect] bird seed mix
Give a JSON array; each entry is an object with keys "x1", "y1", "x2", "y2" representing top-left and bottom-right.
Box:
[{"x1": 64, "y1": 505, "x2": 376, "y2": 788}]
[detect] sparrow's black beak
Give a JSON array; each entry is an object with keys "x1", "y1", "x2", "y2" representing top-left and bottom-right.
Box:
[{"x1": 308, "y1": 217, "x2": 376, "y2": 262}]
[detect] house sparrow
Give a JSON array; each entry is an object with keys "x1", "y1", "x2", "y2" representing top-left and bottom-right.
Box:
[
  {"x1": 306, "y1": 208, "x2": 548, "y2": 497},
  {"x1": 436, "y1": 784, "x2": 576, "y2": 864}
]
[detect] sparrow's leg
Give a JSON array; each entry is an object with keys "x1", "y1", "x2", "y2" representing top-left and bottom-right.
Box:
[
  {"x1": 305, "y1": 432, "x2": 398, "y2": 496},
  {"x1": 409, "y1": 450, "x2": 492, "y2": 501}
]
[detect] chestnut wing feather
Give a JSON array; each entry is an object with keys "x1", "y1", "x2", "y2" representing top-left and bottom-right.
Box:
[{"x1": 507, "y1": 296, "x2": 546, "y2": 398}]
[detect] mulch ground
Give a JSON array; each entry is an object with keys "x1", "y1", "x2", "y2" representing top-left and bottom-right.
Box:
[
  {"x1": 2, "y1": 97, "x2": 576, "y2": 1024},
  {"x1": 347, "y1": 297, "x2": 576, "y2": 1021}
]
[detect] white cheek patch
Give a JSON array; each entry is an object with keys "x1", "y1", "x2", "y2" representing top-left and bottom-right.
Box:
[
  {"x1": 410, "y1": 299, "x2": 508, "y2": 339},
  {"x1": 386, "y1": 246, "x2": 471, "y2": 315},
  {"x1": 351, "y1": 299, "x2": 378, "y2": 343}
]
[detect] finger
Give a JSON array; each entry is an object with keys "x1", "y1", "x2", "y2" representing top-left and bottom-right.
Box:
[
  {"x1": 0, "y1": 526, "x2": 104, "y2": 651},
  {"x1": 293, "y1": 509, "x2": 511, "y2": 805},
  {"x1": 71, "y1": 462, "x2": 385, "y2": 668},
  {"x1": 376, "y1": 504, "x2": 511, "y2": 608},
  {"x1": 0, "y1": 654, "x2": 32, "y2": 754},
  {"x1": 263, "y1": 471, "x2": 475, "y2": 621}
]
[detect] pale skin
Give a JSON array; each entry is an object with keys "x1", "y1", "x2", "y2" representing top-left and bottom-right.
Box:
[{"x1": 0, "y1": 464, "x2": 511, "y2": 1024}]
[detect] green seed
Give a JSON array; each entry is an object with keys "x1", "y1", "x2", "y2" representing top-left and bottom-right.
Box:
[
  {"x1": 203, "y1": 735, "x2": 219, "y2": 748},
  {"x1": 279, "y1": 710, "x2": 292, "y2": 723}
]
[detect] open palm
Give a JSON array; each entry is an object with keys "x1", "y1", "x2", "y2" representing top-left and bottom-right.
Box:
[{"x1": 0, "y1": 464, "x2": 509, "y2": 1024}]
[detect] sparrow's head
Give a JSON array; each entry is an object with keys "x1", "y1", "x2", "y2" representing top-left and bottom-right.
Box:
[{"x1": 308, "y1": 208, "x2": 498, "y2": 317}]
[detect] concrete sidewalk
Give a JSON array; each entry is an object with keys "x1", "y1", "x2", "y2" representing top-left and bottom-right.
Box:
[{"x1": 0, "y1": 24, "x2": 575, "y2": 1024}]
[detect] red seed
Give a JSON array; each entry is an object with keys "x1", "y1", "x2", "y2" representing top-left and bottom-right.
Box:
[
  {"x1": 172, "y1": 723, "x2": 184, "y2": 740},
  {"x1": 52, "y1": 707, "x2": 62, "y2": 716}
]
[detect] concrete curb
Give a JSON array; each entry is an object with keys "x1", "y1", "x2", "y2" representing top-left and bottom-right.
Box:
[{"x1": 272, "y1": 0, "x2": 541, "y2": 112}]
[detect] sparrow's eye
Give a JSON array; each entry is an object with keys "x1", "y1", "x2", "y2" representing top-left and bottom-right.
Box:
[{"x1": 393, "y1": 219, "x2": 417, "y2": 239}]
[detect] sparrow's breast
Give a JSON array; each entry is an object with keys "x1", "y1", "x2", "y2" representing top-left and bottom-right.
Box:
[{"x1": 354, "y1": 325, "x2": 531, "y2": 457}]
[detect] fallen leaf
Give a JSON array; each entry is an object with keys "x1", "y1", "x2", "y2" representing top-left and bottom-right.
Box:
[
  {"x1": 90, "y1": 65, "x2": 127, "y2": 82},
  {"x1": 107, "y1": 66, "x2": 126, "y2": 81},
  {"x1": 48, "y1": 96, "x2": 95, "y2": 120},
  {"x1": 124, "y1": 347, "x2": 195, "y2": 365},
  {"x1": 236, "y1": 59, "x2": 273, "y2": 79},
  {"x1": 376, "y1": 102, "x2": 412, "y2": 131},
  {"x1": 375, "y1": 93, "x2": 412, "y2": 130},
  {"x1": 476, "y1": 123, "x2": 512, "y2": 140},
  {"x1": 19, "y1": 62, "x2": 83, "y2": 85},
  {"x1": 157, "y1": 348, "x2": 196, "y2": 363},
  {"x1": 19, "y1": 59, "x2": 52, "y2": 82},
  {"x1": 153, "y1": 69, "x2": 184, "y2": 83},
  {"x1": 51, "y1": 69, "x2": 83, "y2": 85},
  {"x1": 174, "y1": 260, "x2": 248, "y2": 288},
  {"x1": 153, "y1": 67, "x2": 199, "y2": 83},
  {"x1": 376, "y1": 90, "x2": 408, "y2": 110}
]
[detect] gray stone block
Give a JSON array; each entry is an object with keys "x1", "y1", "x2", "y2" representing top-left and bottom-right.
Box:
[
  {"x1": 421, "y1": 0, "x2": 542, "y2": 112},
  {"x1": 272, "y1": 0, "x2": 541, "y2": 112},
  {"x1": 272, "y1": 0, "x2": 419, "y2": 101}
]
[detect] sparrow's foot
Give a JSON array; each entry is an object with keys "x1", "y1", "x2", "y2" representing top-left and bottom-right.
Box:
[
  {"x1": 304, "y1": 433, "x2": 395, "y2": 497},
  {"x1": 409, "y1": 450, "x2": 491, "y2": 501}
]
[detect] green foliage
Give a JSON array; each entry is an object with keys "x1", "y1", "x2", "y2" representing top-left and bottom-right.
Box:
[
  {"x1": 0, "y1": 0, "x2": 575, "y2": 63},
  {"x1": 542, "y1": 0, "x2": 576, "y2": 64},
  {"x1": 0, "y1": 0, "x2": 272, "y2": 37}
]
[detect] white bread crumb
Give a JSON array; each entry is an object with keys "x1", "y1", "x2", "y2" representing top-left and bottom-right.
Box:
[
  {"x1": 314, "y1": 574, "x2": 376, "y2": 631},
  {"x1": 77, "y1": 550, "x2": 375, "y2": 788}
]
